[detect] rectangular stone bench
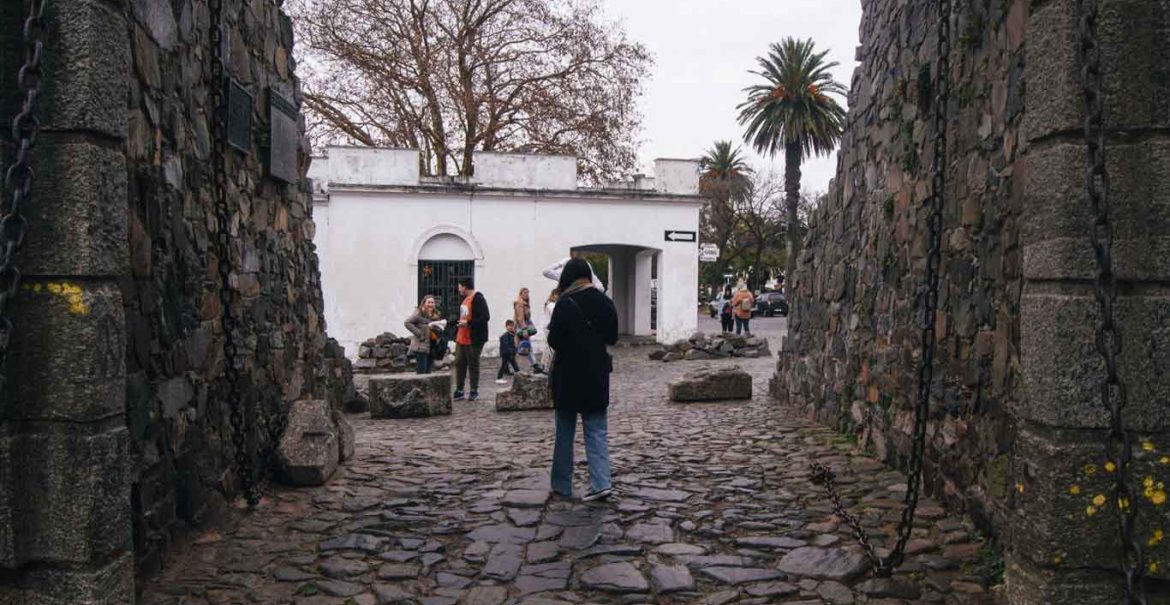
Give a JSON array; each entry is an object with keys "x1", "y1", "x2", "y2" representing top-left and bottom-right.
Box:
[
  {"x1": 496, "y1": 372, "x2": 553, "y2": 411},
  {"x1": 368, "y1": 373, "x2": 452, "y2": 418},
  {"x1": 669, "y1": 366, "x2": 753, "y2": 402}
]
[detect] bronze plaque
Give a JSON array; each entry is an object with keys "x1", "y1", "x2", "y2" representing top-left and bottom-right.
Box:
[
  {"x1": 225, "y1": 79, "x2": 252, "y2": 153},
  {"x1": 267, "y1": 91, "x2": 298, "y2": 183}
]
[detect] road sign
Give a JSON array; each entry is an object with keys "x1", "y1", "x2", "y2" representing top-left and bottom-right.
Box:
[
  {"x1": 664, "y1": 230, "x2": 696, "y2": 243},
  {"x1": 698, "y1": 244, "x2": 719, "y2": 262}
]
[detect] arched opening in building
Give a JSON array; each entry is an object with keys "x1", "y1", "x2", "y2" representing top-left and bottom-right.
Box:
[{"x1": 571, "y1": 244, "x2": 662, "y2": 341}]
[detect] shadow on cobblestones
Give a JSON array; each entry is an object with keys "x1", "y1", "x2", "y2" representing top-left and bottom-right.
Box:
[{"x1": 143, "y1": 316, "x2": 1001, "y2": 605}]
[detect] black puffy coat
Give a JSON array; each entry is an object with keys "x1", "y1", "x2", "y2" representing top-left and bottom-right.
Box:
[{"x1": 547, "y1": 287, "x2": 618, "y2": 413}]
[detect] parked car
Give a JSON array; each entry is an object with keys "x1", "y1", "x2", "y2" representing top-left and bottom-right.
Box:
[{"x1": 755, "y1": 291, "x2": 788, "y2": 317}]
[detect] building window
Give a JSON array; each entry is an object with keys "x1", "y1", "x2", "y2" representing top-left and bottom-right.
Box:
[{"x1": 418, "y1": 260, "x2": 475, "y2": 321}]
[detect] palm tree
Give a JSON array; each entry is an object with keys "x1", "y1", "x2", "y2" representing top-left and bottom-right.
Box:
[
  {"x1": 699, "y1": 141, "x2": 753, "y2": 295},
  {"x1": 700, "y1": 140, "x2": 753, "y2": 185},
  {"x1": 737, "y1": 38, "x2": 846, "y2": 300}
]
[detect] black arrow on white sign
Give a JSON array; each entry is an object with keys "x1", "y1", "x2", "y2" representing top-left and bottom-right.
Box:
[{"x1": 664, "y1": 230, "x2": 696, "y2": 242}]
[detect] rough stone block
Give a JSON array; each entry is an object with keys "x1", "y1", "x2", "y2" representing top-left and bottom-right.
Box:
[
  {"x1": 368, "y1": 374, "x2": 452, "y2": 418},
  {"x1": 278, "y1": 400, "x2": 340, "y2": 486},
  {"x1": 22, "y1": 141, "x2": 128, "y2": 277},
  {"x1": 1005, "y1": 555, "x2": 1128, "y2": 605},
  {"x1": 495, "y1": 373, "x2": 553, "y2": 412},
  {"x1": 9, "y1": 426, "x2": 131, "y2": 566},
  {"x1": 669, "y1": 366, "x2": 753, "y2": 402},
  {"x1": 1023, "y1": 141, "x2": 1170, "y2": 282},
  {"x1": 1018, "y1": 288, "x2": 1169, "y2": 431},
  {"x1": 40, "y1": 0, "x2": 129, "y2": 138},
  {"x1": 1024, "y1": 0, "x2": 1169, "y2": 142},
  {"x1": 333, "y1": 410, "x2": 356, "y2": 462},
  {"x1": 1009, "y1": 426, "x2": 1170, "y2": 577},
  {"x1": 6, "y1": 281, "x2": 125, "y2": 423},
  {"x1": 0, "y1": 550, "x2": 134, "y2": 605}
]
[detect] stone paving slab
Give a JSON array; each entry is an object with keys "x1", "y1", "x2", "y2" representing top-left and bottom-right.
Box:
[{"x1": 142, "y1": 318, "x2": 1002, "y2": 605}]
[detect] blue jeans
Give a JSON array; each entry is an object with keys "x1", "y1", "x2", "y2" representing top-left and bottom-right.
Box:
[
  {"x1": 551, "y1": 407, "x2": 611, "y2": 496},
  {"x1": 415, "y1": 353, "x2": 433, "y2": 374},
  {"x1": 735, "y1": 317, "x2": 750, "y2": 335}
]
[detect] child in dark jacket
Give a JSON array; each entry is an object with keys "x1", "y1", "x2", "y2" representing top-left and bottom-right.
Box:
[{"x1": 496, "y1": 320, "x2": 520, "y2": 383}]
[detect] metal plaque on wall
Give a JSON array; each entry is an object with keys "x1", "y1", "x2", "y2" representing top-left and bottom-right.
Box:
[
  {"x1": 225, "y1": 78, "x2": 252, "y2": 153},
  {"x1": 267, "y1": 91, "x2": 298, "y2": 183}
]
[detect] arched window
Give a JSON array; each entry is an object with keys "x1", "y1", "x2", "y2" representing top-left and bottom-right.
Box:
[{"x1": 417, "y1": 232, "x2": 477, "y2": 320}]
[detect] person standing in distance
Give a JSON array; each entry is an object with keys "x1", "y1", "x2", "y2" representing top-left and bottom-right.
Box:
[
  {"x1": 454, "y1": 277, "x2": 490, "y2": 401},
  {"x1": 547, "y1": 258, "x2": 618, "y2": 501}
]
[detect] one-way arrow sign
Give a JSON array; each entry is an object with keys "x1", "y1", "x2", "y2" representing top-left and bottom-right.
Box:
[{"x1": 664, "y1": 230, "x2": 696, "y2": 243}]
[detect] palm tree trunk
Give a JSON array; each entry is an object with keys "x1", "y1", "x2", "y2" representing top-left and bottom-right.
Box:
[{"x1": 783, "y1": 142, "x2": 802, "y2": 301}]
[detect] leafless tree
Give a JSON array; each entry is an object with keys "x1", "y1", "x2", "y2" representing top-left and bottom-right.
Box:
[{"x1": 288, "y1": 0, "x2": 652, "y2": 182}]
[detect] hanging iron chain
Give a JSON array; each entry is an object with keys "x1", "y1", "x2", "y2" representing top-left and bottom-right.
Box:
[
  {"x1": 1076, "y1": 1, "x2": 1146, "y2": 603},
  {"x1": 0, "y1": 0, "x2": 47, "y2": 395},
  {"x1": 809, "y1": 0, "x2": 950, "y2": 578},
  {"x1": 209, "y1": 0, "x2": 258, "y2": 507}
]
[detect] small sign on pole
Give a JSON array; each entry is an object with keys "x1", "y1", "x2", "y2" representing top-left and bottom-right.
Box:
[{"x1": 698, "y1": 243, "x2": 719, "y2": 262}]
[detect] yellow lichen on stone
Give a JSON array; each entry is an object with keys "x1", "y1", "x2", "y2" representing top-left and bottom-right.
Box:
[
  {"x1": 1069, "y1": 485, "x2": 1081, "y2": 495},
  {"x1": 1104, "y1": 461, "x2": 1117, "y2": 473},
  {"x1": 1142, "y1": 440, "x2": 1156, "y2": 452},
  {"x1": 21, "y1": 281, "x2": 90, "y2": 315},
  {"x1": 1092, "y1": 494, "x2": 1106, "y2": 507}
]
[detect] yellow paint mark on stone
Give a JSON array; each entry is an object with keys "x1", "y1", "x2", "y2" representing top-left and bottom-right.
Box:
[
  {"x1": 1142, "y1": 440, "x2": 1156, "y2": 452},
  {"x1": 20, "y1": 281, "x2": 89, "y2": 315},
  {"x1": 1105, "y1": 461, "x2": 1117, "y2": 473},
  {"x1": 1069, "y1": 485, "x2": 1081, "y2": 495},
  {"x1": 1093, "y1": 494, "x2": 1107, "y2": 507}
]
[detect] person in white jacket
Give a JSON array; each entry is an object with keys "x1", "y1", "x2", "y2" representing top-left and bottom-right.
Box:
[
  {"x1": 543, "y1": 257, "x2": 605, "y2": 293},
  {"x1": 535, "y1": 288, "x2": 559, "y2": 373}
]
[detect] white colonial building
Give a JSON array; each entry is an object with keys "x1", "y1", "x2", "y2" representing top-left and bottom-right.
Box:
[{"x1": 308, "y1": 146, "x2": 702, "y2": 358}]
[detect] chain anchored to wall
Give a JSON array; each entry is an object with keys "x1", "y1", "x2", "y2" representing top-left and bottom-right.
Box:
[
  {"x1": 1076, "y1": 0, "x2": 1147, "y2": 602},
  {"x1": 0, "y1": 0, "x2": 47, "y2": 397},
  {"x1": 209, "y1": 0, "x2": 261, "y2": 507},
  {"x1": 808, "y1": 0, "x2": 951, "y2": 578}
]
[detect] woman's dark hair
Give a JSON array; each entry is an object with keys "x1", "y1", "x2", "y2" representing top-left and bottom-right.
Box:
[{"x1": 557, "y1": 257, "x2": 593, "y2": 292}]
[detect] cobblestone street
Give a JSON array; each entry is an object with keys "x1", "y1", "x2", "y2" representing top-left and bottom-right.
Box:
[{"x1": 143, "y1": 317, "x2": 1000, "y2": 605}]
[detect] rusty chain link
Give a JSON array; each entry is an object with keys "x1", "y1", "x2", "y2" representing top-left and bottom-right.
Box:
[
  {"x1": 209, "y1": 0, "x2": 259, "y2": 507},
  {"x1": 1076, "y1": 0, "x2": 1146, "y2": 602},
  {"x1": 809, "y1": 0, "x2": 950, "y2": 578},
  {"x1": 0, "y1": 0, "x2": 47, "y2": 395}
]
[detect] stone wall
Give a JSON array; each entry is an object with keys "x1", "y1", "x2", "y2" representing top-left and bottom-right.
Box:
[
  {"x1": 772, "y1": 0, "x2": 1028, "y2": 531},
  {"x1": 119, "y1": 0, "x2": 334, "y2": 579},
  {"x1": 0, "y1": 0, "x2": 346, "y2": 598}
]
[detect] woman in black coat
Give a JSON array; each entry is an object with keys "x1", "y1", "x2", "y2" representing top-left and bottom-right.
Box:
[{"x1": 547, "y1": 258, "x2": 618, "y2": 501}]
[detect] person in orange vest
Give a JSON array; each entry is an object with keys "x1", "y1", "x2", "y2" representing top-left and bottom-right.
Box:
[
  {"x1": 731, "y1": 285, "x2": 755, "y2": 336},
  {"x1": 453, "y1": 277, "x2": 490, "y2": 401}
]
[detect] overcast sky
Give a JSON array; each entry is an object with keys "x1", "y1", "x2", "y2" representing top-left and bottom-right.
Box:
[{"x1": 600, "y1": 0, "x2": 863, "y2": 195}]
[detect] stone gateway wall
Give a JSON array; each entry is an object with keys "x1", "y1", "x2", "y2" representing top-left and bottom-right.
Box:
[
  {"x1": 772, "y1": 0, "x2": 1028, "y2": 531},
  {"x1": 121, "y1": 0, "x2": 336, "y2": 578},
  {"x1": 0, "y1": 0, "x2": 348, "y2": 596}
]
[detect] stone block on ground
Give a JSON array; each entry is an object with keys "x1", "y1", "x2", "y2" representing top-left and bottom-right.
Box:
[
  {"x1": 368, "y1": 373, "x2": 452, "y2": 418},
  {"x1": 333, "y1": 410, "x2": 356, "y2": 461},
  {"x1": 496, "y1": 372, "x2": 553, "y2": 411},
  {"x1": 669, "y1": 366, "x2": 753, "y2": 402},
  {"x1": 278, "y1": 400, "x2": 340, "y2": 486}
]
